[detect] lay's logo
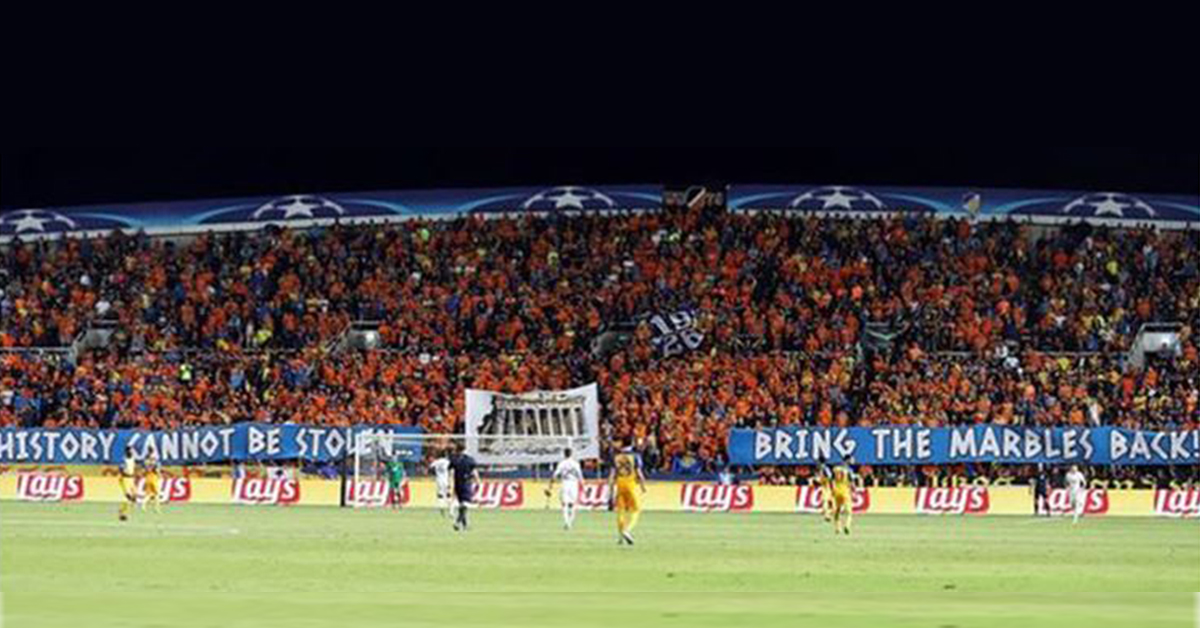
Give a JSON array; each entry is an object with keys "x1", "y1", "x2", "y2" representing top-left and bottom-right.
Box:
[
  {"x1": 795, "y1": 486, "x2": 871, "y2": 513},
  {"x1": 135, "y1": 477, "x2": 192, "y2": 503},
  {"x1": 1154, "y1": 488, "x2": 1200, "y2": 518},
  {"x1": 345, "y1": 480, "x2": 410, "y2": 507},
  {"x1": 16, "y1": 473, "x2": 84, "y2": 502},
  {"x1": 1045, "y1": 488, "x2": 1108, "y2": 516},
  {"x1": 231, "y1": 477, "x2": 300, "y2": 506},
  {"x1": 472, "y1": 481, "x2": 524, "y2": 509},
  {"x1": 680, "y1": 484, "x2": 754, "y2": 512},
  {"x1": 577, "y1": 483, "x2": 612, "y2": 510},
  {"x1": 914, "y1": 486, "x2": 990, "y2": 515}
]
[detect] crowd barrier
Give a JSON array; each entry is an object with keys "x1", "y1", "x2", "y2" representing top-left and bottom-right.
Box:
[{"x1": 2, "y1": 474, "x2": 1197, "y2": 518}]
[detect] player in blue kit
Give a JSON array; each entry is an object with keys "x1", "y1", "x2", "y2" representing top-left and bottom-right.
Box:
[{"x1": 449, "y1": 443, "x2": 481, "y2": 531}]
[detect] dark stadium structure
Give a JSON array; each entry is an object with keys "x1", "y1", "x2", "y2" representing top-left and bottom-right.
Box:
[{"x1": 3, "y1": 148, "x2": 1198, "y2": 491}]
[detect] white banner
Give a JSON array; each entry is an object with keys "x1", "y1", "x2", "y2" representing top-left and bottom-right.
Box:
[{"x1": 465, "y1": 384, "x2": 600, "y2": 464}]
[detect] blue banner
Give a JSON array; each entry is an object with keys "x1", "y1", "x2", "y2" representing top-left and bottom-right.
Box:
[
  {"x1": 0, "y1": 185, "x2": 662, "y2": 241},
  {"x1": 728, "y1": 426, "x2": 1200, "y2": 466},
  {"x1": 729, "y1": 184, "x2": 1200, "y2": 225},
  {"x1": 0, "y1": 424, "x2": 423, "y2": 465},
  {"x1": 8, "y1": 183, "x2": 1195, "y2": 242}
]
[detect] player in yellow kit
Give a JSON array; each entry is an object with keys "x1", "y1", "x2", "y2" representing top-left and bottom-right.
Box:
[
  {"x1": 816, "y1": 455, "x2": 834, "y2": 522},
  {"x1": 141, "y1": 451, "x2": 162, "y2": 513},
  {"x1": 608, "y1": 442, "x2": 647, "y2": 545},
  {"x1": 830, "y1": 457, "x2": 856, "y2": 535},
  {"x1": 118, "y1": 445, "x2": 137, "y2": 521}
]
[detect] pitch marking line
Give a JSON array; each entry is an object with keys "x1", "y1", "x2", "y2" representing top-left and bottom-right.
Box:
[
  {"x1": 0, "y1": 519, "x2": 240, "y2": 534},
  {"x1": 1016, "y1": 517, "x2": 1065, "y2": 525}
]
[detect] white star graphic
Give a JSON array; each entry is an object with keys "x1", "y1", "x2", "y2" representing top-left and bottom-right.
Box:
[
  {"x1": 817, "y1": 188, "x2": 857, "y2": 210},
  {"x1": 253, "y1": 195, "x2": 344, "y2": 220},
  {"x1": 277, "y1": 197, "x2": 320, "y2": 219},
  {"x1": 1090, "y1": 196, "x2": 1129, "y2": 217},
  {"x1": 552, "y1": 189, "x2": 588, "y2": 209},
  {"x1": 9, "y1": 212, "x2": 50, "y2": 232},
  {"x1": 523, "y1": 187, "x2": 614, "y2": 210}
]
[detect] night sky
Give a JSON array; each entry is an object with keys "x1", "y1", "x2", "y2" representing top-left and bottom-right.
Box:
[{"x1": 3, "y1": 148, "x2": 1197, "y2": 209}]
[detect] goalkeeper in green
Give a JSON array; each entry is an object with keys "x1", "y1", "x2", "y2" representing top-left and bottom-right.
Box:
[{"x1": 386, "y1": 458, "x2": 407, "y2": 510}]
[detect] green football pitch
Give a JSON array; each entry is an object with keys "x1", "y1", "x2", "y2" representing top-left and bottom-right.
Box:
[{"x1": 1, "y1": 502, "x2": 1197, "y2": 628}]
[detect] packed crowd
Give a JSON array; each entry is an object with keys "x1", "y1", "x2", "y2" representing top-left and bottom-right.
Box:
[
  {"x1": 0, "y1": 349, "x2": 577, "y2": 433},
  {"x1": 2, "y1": 209, "x2": 1198, "y2": 474},
  {"x1": 4, "y1": 211, "x2": 1196, "y2": 355}
]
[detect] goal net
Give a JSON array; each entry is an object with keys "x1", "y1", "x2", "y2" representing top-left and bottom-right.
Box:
[{"x1": 346, "y1": 432, "x2": 589, "y2": 508}]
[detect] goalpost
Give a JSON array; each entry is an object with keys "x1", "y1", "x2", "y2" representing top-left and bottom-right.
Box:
[{"x1": 346, "y1": 432, "x2": 592, "y2": 508}]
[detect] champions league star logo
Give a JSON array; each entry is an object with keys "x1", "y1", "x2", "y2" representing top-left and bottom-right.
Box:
[
  {"x1": 0, "y1": 209, "x2": 79, "y2": 235},
  {"x1": 788, "y1": 186, "x2": 887, "y2": 211},
  {"x1": 252, "y1": 195, "x2": 346, "y2": 221},
  {"x1": 522, "y1": 186, "x2": 616, "y2": 211},
  {"x1": 1062, "y1": 192, "x2": 1156, "y2": 218}
]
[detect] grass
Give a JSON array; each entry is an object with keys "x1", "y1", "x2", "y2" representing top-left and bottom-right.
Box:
[{"x1": 1, "y1": 502, "x2": 1197, "y2": 627}]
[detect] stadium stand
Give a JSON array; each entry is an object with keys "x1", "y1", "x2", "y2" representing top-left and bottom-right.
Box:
[{"x1": 2, "y1": 208, "x2": 1198, "y2": 482}]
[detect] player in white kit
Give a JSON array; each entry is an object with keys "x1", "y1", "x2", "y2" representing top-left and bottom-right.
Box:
[
  {"x1": 1065, "y1": 465, "x2": 1087, "y2": 524},
  {"x1": 430, "y1": 454, "x2": 453, "y2": 518},
  {"x1": 546, "y1": 448, "x2": 583, "y2": 530}
]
